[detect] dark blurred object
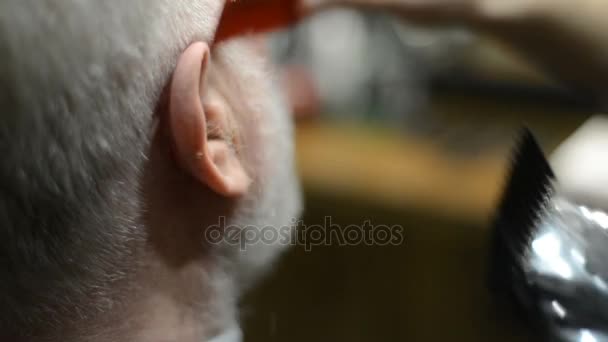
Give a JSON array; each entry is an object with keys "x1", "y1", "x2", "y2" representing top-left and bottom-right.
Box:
[{"x1": 491, "y1": 129, "x2": 608, "y2": 341}]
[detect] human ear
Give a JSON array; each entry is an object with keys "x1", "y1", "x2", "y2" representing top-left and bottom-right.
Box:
[{"x1": 168, "y1": 42, "x2": 250, "y2": 197}]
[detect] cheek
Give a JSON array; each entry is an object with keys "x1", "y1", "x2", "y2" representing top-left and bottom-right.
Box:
[
  {"x1": 239, "y1": 114, "x2": 265, "y2": 180},
  {"x1": 220, "y1": 83, "x2": 269, "y2": 183}
]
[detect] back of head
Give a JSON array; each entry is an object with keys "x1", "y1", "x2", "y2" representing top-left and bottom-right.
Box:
[{"x1": 0, "y1": 0, "x2": 218, "y2": 338}]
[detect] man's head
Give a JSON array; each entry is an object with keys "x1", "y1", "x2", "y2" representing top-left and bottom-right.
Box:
[{"x1": 0, "y1": 1, "x2": 301, "y2": 341}]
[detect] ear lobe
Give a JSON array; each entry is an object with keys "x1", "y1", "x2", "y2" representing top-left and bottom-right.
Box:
[{"x1": 169, "y1": 42, "x2": 250, "y2": 197}]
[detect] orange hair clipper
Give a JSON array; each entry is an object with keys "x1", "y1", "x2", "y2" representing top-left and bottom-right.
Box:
[{"x1": 213, "y1": 0, "x2": 304, "y2": 44}]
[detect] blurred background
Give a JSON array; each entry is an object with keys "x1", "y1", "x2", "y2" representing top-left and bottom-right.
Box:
[{"x1": 240, "y1": 8, "x2": 600, "y2": 341}]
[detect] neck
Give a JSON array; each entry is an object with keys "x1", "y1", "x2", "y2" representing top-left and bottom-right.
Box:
[
  {"x1": 63, "y1": 257, "x2": 239, "y2": 342},
  {"x1": 125, "y1": 247, "x2": 239, "y2": 342}
]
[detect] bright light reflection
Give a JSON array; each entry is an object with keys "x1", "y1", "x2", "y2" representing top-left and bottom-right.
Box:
[
  {"x1": 533, "y1": 233, "x2": 561, "y2": 259},
  {"x1": 532, "y1": 233, "x2": 572, "y2": 279},
  {"x1": 553, "y1": 259, "x2": 573, "y2": 279},
  {"x1": 580, "y1": 330, "x2": 597, "y2": 342},
  {"x1": 551, "y1": 300, "x2": 566, "y2": 319},
  {"x1": 581, "y1": 206, "x2": 608, "y2": 229}
]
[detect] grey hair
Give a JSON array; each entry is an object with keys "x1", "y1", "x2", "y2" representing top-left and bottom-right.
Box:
[{"x1": 0, "y1": 0, "x2": 218, "y2": 338}]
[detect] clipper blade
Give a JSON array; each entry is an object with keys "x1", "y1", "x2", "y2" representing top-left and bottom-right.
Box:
[
  {"x1": 489, "y1": 129, "x2": 608, "y2": 341},
  {"x1": 493, "y1": 128, "x2": 556, "y2": 256}
]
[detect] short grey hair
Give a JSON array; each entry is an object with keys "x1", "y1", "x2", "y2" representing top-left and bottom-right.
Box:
[{"x1": 0, "y1": 0, "x2": 218, "y2": 338}]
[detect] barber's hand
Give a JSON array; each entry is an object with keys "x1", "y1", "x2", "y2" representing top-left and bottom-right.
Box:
[
  {"x1": 214, "y1": 0, "x2": 479, "y2": 43},
  {"x1": 216, "y1": 0, "x2": 608, "y2": 98},
  {"x1": 215, "y1": 0, "x2": 557, "y2": 41},
  {"x1": 551, "y1": 116, "x2": 608, "y2": 211},
  {"x1": 300, "y1": 0, "x2": 480, "y2": 23}
]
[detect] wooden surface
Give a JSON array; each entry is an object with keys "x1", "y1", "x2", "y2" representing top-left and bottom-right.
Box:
[{"x1": 296, "y1": 123, "x2": 508, "y2": 226}]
